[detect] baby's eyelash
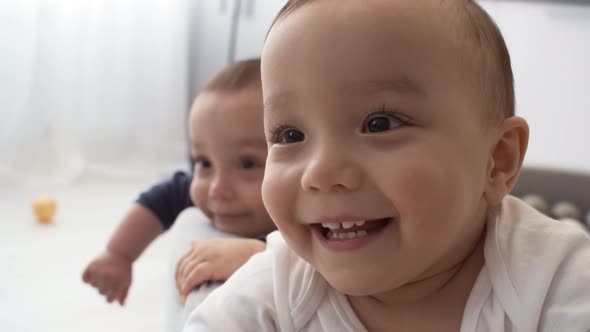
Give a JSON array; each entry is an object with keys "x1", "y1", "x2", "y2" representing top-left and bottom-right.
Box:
[
  {"x1": 365, "y1": 104, "x2": 413, "y2": 124},
  {"x1": 192, "y1": 155, "x2": 211, "y2": 167},
  {"x1": 266, "y1": 124, "x2": 292, "y2": 143}
]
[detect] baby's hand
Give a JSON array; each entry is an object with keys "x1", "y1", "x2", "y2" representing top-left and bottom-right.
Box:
[
  {"x1": 175, "y1": 238, "x2": 266, "y2": 300},
  {"x1": 82, "y1": 252, "x2": 132, "y2": 305}
]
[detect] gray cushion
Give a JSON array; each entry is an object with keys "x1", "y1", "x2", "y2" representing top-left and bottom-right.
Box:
[{"x1": 512, "y1": 167, "x2": 590, "y2": 219}]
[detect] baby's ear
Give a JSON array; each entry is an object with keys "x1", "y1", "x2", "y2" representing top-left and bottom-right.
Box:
[{"x1": 484, "y1": 116, "x2": 529, "y2": 205}]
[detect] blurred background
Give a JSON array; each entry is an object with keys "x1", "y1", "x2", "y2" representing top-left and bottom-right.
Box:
[{"x1": 0, "y1": 0, "x2": 588, "y2": 331}]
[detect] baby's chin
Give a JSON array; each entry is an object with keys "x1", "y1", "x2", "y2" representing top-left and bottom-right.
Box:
[
  {"x1": 319, "y1": 267, "x2": 404, "y2": 298},
  {"x1": 212, "y1": 218, "x2": 255, "y2": 237},
  {"x1": 211, "y1": 220, "x2": 240, "y2": 233}
]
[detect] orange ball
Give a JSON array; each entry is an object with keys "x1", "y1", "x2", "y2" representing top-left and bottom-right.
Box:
[{"x1": 33, "y1": 195, "x2": 57, "y2": 223}]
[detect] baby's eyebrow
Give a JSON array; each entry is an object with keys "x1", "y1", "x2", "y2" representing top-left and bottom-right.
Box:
[
  {"x1": 354, "y1": 77, "x2": 427, "y2": 98},
  {"x1": 263, "y1": 77, "x2": 426, "y2": 113},
  {"x1": 264, "y1": 76, "x2": 427, "y2": 111},
  {"x1": 192, "y1": 139, "x2": 267, "y2": 149},
  {"x1": 235, "y1": 138, "x2": 268, "y2": 148}
]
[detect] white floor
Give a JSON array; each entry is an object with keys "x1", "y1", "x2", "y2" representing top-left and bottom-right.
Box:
[{"x1": 0, "y1": 177, "x2": 175, "y2": 332}]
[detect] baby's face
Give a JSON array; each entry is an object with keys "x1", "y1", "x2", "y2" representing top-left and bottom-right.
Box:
[
  {"x1": 189, "y1": 89, "x2": 275, "y2": 237},
  {"x1": 262, "y1": 1, "x2": 496, "y2": 296}
]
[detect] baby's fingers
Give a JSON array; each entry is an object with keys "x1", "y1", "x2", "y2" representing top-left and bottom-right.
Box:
[
  {"x1": 176, "y1": 240, "x2": 207, "y2": 278},
  {"x1": 176, "y1": 256, "x2": 200, "y2": 290},
  {"x1": 117, "y1": 288, "x2": 128, "y2": 306},
  {"x1": 88, "y1": 273, "x2": 106, "y2": 291},
  {"x1": 82, "y1": 263, "x2": 101, "y2": 285},
  {"x1": 101, "y1": 281, "x2": 123, "y2": 304},
  {"x1": 82, "y1": 266, "x2": 91, "y2": 283},
  {"x1": 175, "y1": 259, "x2": 189, "y2": 292},
  {"x1": 97, "y1": 278, "x2": 112, "y2": 293},
  {"x1": 106, "y1": 290, "x2": 117, "y2": 303},
  {"x1": 175, "y1": 251, "x2": 193, "y2": 285},
  {"x1": 181, "y1": 262, "x2": 212, "y2": 297}
]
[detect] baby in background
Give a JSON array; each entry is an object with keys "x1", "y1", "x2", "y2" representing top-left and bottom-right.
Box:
[
  {"x1": 185, "y1": 0, "x2": 590, "y2": 331},
  {"x1": 82, "y1": 59, "x2": 275, "y2": 310}
]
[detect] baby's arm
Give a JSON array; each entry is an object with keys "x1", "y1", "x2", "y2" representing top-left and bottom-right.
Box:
[
  {"x1": 82, "y1": 171, "x2": 192, "y2": 305},
  {"x1": 82, "y1": 203, "x2": 164, "y2": 305},
  {"x1": 175, "y1": 237, "x2": 266, "y2": 301}
]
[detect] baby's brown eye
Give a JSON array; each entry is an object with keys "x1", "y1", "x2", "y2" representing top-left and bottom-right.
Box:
[
  {"x1": 363, "y1": 114, "x2": 403, "y2": 133},
  {"x1": 239, "y1": 158, "x2": 258, "y2": 170},
  {"x1": 279, "y1": 129, "x2": 304, "y2": 144},
  {"x1": 194, "y1": 158, "x2": 211, "y2": 169}
]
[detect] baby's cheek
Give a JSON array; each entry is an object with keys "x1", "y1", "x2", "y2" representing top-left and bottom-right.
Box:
[
  {"x1": 244, "y1": 181, "x2": 267, "y2": 214},
  {"x1": 388, "y1": 161, "x2": 460, "y2": 222},
  {"x1": 261, "y1": 169, "x2": 291, "y2": 229},
  {"x1": 189, "y1": 179, "x2": 207, "y2": 209}
]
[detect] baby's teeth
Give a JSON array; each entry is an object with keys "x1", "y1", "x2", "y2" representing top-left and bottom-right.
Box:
[
  {"x1": 338, "y1": 233, "x2": 347, "y2": 239},
  {"x1": 342, "y1": 221, "x2": 355, "y2": 229},
  {"x1": 322, "y1": 221, "x2": 368, "y2": 229},
  {"x1": 347, "y1": 232, "x2": 357, "y2": 239},
  {"x1": 357, "y1": 230, "x2": 367, "y2": 237},
  {"x1": 326, "y1": 222, "x2": 340, "y2": 230}
]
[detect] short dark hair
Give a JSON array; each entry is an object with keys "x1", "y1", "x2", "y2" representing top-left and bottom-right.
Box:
[
  {"x1": 200, "y1": 58, "x2": 262, "y2": 93},
  {"x1": 457, "y1": 2, "x2": 515, "y2": 121},
  {"x1": 268, "y1": 0, "x2": 514, "y2": 122}
]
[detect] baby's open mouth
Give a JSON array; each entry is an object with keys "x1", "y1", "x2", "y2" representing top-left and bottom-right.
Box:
[{"x1": 317, "y1": 218, "x2": 391, "y2": 240}]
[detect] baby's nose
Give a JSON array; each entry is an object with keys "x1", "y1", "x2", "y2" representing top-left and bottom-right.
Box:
[
  {"x1": 208, "y1": 174, "x2": 235, "y2": 200},
  {"x1": 300, "y1": 147, "x2": 362, "y2": 192}
]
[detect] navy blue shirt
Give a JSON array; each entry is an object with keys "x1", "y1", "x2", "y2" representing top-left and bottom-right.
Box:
[{"x1": 136, "y1": 171, "x2": 194, "y2": 230}]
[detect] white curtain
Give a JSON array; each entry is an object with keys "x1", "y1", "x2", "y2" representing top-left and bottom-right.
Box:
[{"x1": 0, "y1": 0, "x2": 191, "y2": 187}]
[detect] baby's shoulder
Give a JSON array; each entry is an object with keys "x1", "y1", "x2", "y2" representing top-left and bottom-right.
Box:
[
  {"x1": 486, "y1": 196, "x2": 590, "y2": 330},
  {"x1": 496, "y1": 196, "x2": 590, "y2": 268}
]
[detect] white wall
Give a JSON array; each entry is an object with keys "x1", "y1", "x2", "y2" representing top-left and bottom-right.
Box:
[{"x1": 481, "y1": 1, "x2": 590, "y2": 172}]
